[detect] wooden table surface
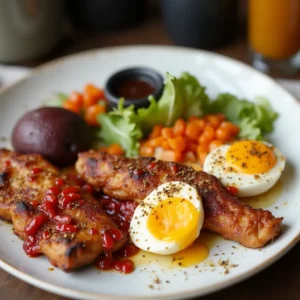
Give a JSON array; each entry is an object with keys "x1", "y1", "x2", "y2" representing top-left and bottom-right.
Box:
[{"x1": 1, "y1": 12, "x2": 300, "y2": 300}]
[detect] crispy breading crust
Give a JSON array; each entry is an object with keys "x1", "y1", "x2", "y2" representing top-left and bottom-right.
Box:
[
  {"x1": 76, "y1": 151, "x2": 283, "y2": 248},
  {"x1": 0, "y1": 149, "x2": 127, "y2": 272}
]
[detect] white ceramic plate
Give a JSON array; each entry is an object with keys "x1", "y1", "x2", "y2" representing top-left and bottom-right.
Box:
[{"x1": 0, "y1": 46, "x2": 299, "y2": 300}]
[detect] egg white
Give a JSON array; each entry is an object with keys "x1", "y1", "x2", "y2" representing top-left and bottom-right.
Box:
[
  {"x1": 129, "y1": 181, "x2": 204, "y2": 255},
  {"x1": 203, "y1": 142, "x2": 286, "y2": 197}
]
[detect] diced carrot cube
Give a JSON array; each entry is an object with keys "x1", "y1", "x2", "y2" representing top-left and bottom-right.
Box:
[
  {"x1": 173, "y1": 119, "x2": 186, "y2": 136},
  {"x1": 161, "y1": 150, "x2": 182, "y2": 162},
  {"x1": 148, "y1": 137, "x2": 165, "y2": 148},
  {"x1": 185, "y1": 122, "x2": 202, "y2": 141},
  {"x1": 167, "y1": 136, "x2": 186, "y2": 152},
  {"x1": 161, "y1": 127, "x2": 174, "y2": 139},
  {"x1": 209, "y1": 140, "x2": 223, "y2": 152},
  {"x1": 106, "y1": 144, "x2": 124, "y2": 155},
  {"x1": 149, "y1": 125, "x2": 163, "y2": 139}
]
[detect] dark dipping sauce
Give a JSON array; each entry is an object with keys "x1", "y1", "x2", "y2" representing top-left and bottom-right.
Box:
[
  {"x1": 115, "y1": 79, "x2": 155, "y2": 100},
  {"x1": 105, "y1": 67, "x2": 164, "y2": 109}
]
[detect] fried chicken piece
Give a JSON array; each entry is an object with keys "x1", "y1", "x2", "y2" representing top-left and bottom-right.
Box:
[
  {"x1": 76, "y1": 151, "x2": 283, "y2": 248},
  {"x1": 0, "y1": 149, "x2": 127, "y2": 272},
  {"x1": 0, "y1": 149, "x2": 59, "y2": 221}
]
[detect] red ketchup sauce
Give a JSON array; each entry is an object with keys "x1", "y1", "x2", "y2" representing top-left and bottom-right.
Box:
[
  {"x1": 23, "y1": 171, "x2": 140, "y2": 274},
  {"x1": 23, "y1": 173, "x2": 87, "y2": 257},
  {"x1": 95, "y1": 195, "x2": 140, "y2": 274},
  {"x1": 226, "y1": 185, "x2": 239, "y2": 197}
]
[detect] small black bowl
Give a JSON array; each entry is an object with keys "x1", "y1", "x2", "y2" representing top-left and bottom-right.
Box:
[{"x1": 104, "y1": 67, "x2": 164, "y2": 110}]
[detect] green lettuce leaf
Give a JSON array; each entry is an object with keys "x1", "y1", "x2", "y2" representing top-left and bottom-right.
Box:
[
  {"x1": 238, "y1": 118, "x2": 263, "y2": 140},
  {"x1": 138, "y1": 73, "x2": 185, "y2": 133},
  {"x1": 252, "y1": 97, "x2": 278, "y2": 133},
  {"x1": 138, "y1": 72, "x2": 209, "y2": 133},
  {"x1": 205, "y1": 93, "x2": 278, "y2": 140},
  {"x1": 45, "y1": 92, "x2": 68, "y2": 107},
  {"x1": 179, "y1": 72, "x2": 209, "y2": 119},
  {"x1": 98, "y1": 99, "x2": 143, "y2": 157}
]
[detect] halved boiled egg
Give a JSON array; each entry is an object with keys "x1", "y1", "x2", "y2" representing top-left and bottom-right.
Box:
[
  {"x1": 129, "y1": 181, "x2": 204, "y2": 255},
  {"x1": 203, "y1": 140, "x2": 285, "y2": 197}
]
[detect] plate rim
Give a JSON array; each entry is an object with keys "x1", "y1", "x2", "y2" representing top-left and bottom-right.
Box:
[
  {"x1": 0, "y1": 235, "x2": 299, "y2": 300},
  {"x1": 0, "y1": 44, "x2": 300, "y2": 300},
  {"x1": 1, "y1": 44, "x2": 299, "y2": 106}
]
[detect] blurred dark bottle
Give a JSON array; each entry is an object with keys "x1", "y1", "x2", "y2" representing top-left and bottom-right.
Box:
[
  {"x1": 66, "y1": 0, "x2": 146, "y2": 31},
  {"x1": 162, "y1": 0, "x2": 239, "y2": 49}
]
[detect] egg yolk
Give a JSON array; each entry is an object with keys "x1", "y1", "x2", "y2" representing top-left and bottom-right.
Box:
[
  {"x1": 226, "y1": 140, "x2": 276, "y2": 174},
  {"x1": 147, "y1": 197, "x2": 199, "y2": 249}
]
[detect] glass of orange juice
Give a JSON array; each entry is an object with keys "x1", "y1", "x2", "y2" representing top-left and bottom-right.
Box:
[{"x1": 248, "y1": 0, "x2": 300, "y2": 75}]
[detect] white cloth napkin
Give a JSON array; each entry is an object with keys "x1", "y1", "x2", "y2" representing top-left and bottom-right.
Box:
[{"x1": 0, "y1": 64, "x2": 299, "y2": 100}]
